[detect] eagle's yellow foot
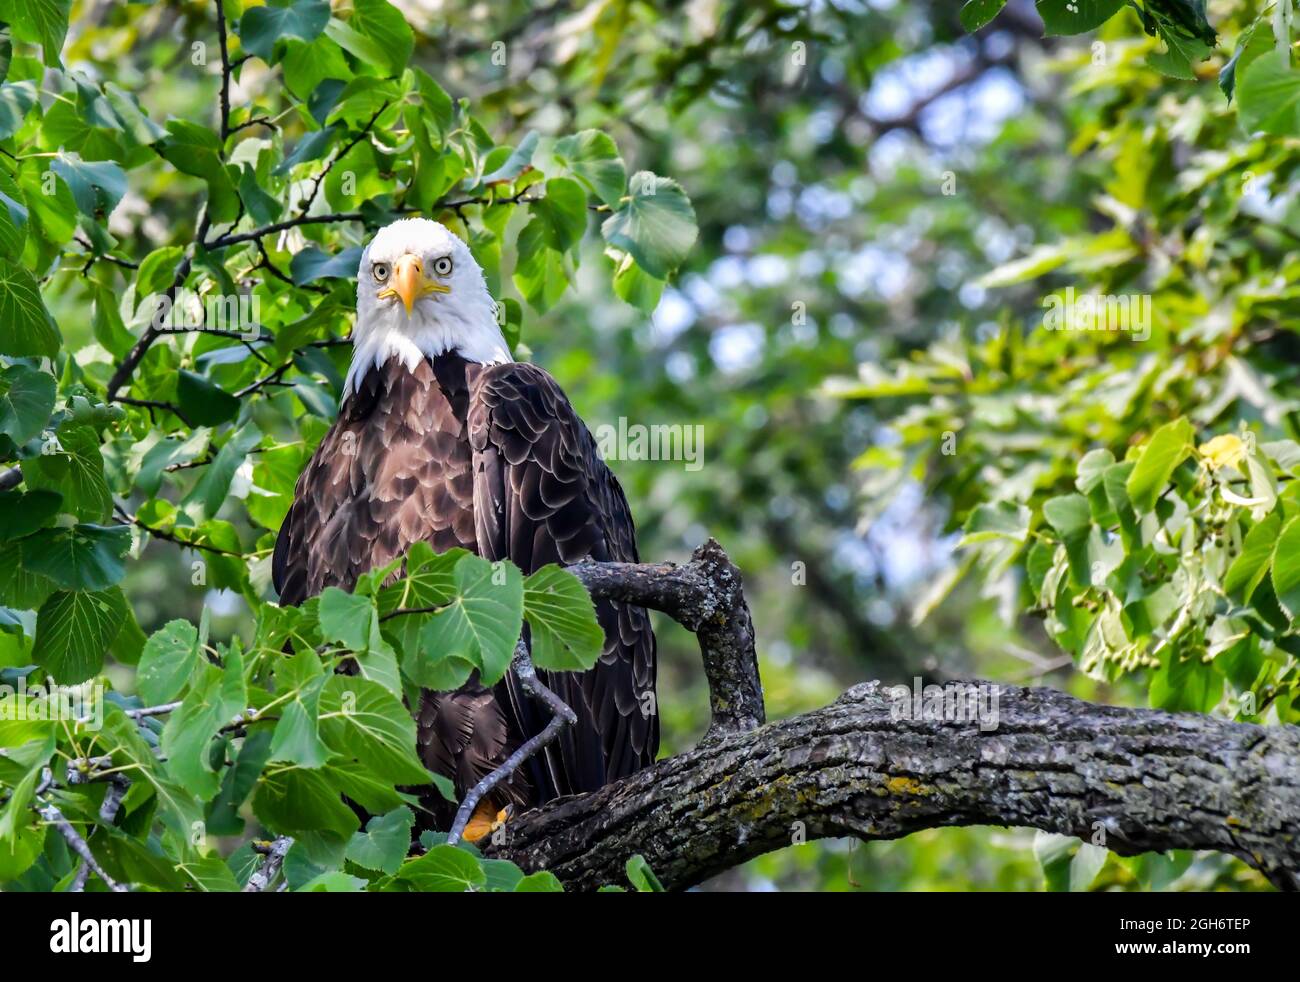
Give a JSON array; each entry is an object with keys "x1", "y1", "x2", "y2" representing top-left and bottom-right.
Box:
[{"x1": 461, "y1": 801, "x2": 510, "y2": 843}]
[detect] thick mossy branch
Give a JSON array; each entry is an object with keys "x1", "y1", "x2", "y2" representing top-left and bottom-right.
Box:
[
  {"x1": 572, "y1": 538, "x2": 764, "y2": 739},
  {"x1": 489, "y1": 542, "x2": 1300, "y2": 892}
]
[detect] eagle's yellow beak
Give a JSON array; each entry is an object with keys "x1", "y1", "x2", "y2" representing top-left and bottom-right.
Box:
[{"x1": 380, "y1": 254, "x2": 450, "y2": 314}]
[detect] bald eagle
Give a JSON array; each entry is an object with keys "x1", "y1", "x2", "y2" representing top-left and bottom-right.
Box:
[{"x1": 272, "y1": 219, "x2": 658, "y2": 838}]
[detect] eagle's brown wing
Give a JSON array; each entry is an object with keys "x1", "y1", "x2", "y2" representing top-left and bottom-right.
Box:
[{"x1": 469, "y1": 361, "x2": 659, "y2": 798}]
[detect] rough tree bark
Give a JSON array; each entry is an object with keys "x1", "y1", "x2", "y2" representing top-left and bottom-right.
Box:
[{"x1": 487, "y1": 540, "x2": 1300, "y2": 892}]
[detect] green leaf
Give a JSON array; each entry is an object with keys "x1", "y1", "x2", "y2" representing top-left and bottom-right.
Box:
[
  {"x1": 1238, "y1": 50, "x2": 1300, "y2": 135},
  {"x1": 137, "y1": 620, "x2": 201, "y2": 705},
  {"x1": 236, "y1": 164, "x2": 281, "y2": 226},
  {"x1": 253, "y1": 767, "x2": 359, "y2": 838},
  {"x1": 318, "y1": 675, "x2": 429, "y2": 785},
  {"x1": 523, "y1": 565, "x2": 604, "y2": 671},
  {"x1": 0, "y1": 0, "x2": 70, "y2": 67},
  {"x1": 958, "y1": 501, "x2": 1031, "y2": 546},
  {"x1": 24, "y1": 426, "x2": 111, "y2": 522},
  {"x1": 239, "y1": 0, "x2": 330, "y2": 61},
  {"x1": 410, "y1": 554, "x2": 523, "y2": 687},
  {"x1": 1043, "y1": 494, "x2": 1093, "y2": 587},
  {"x1": 99, "y1": 707, "x2": 203, "y2": 849},
  {"x1": 0, "y1": 363, "x2": 54, "y2": 444},
  {"x1": 515, "y1": 869, "x2": 564, "y2": 892},
  {"x1": 601, "y1": 172, "x2": 698, "y2": 279},
  {"x1": 960, "y1": 0, "x2": 1008, "y2": 32},
  {"x1": 481, "y1": 131, "x2": 540, "y2": 187},
  {"x1": 157, "y1": 121, "x2": 239, "y2": 222},
  {"x1": 318, "y1": 587, "x2": 376, "y2": 650},
  {"x1": 1102, "y1": 461, "x2": 1140, "y2": 548},
  {"x1": 183, "y1": 423, "x2": 261, "y2": 521},
  {"x1": 1125, "y1": 418, "x2": 1193, "y2": 514},
  {"x1": 0, "y1": 79, "x2": 36, "y2": 139},
  {"x1": 0, "y1": 257, "x2": 60, "y2": 358},
  {"x1": 135, "y1": 245, "x2": 184, "y2": 301},
  {"x1": 554, "y1": 129, "x2": 626, "y2": 207},
  {"x1": 531, "y1": 177, "x2": 588, "y2": 253},
  {"x1": 324, "y1": 0, "x2": 414, "y2": 78},
  {"x1": 1075, "y1": 448, "x2": 1115, "y2": 494},
  {"x1": 33, "y1": 587, "x2": 127, "y2": 683},
  {"x1": 345, "y1": 806, "x2": 413, "y2": 874},
  {"x1": 0, "y1": 489, "x2": 61, "y2": 539},
  {"x1": 269, "y1": 657, "x2": 330, "y2": 769},
  {"x1": 0, "y1": 822, "x2": 44, "y2": 880},
  {"x1": 1271, "y1": 515, "x2": 1300, "y2": 619},
  {"x1": 1035, "y1": 0, "x2": 1124, "y2": 36},
  {"x1": 103, "y1": 82, "x2": 166, "y2": 145},
  {"x1": 161, "y1": 648, "x2": 246, "y2": 800},
  {"x1": 512, "y1": 218, "x2": 568, "y2": 313},
  {"x1": 0, "y1": 733, "x2": 54, "y2": 878},
  {"x1": 20, "y1": 523, "x2": 130, "y2": 591},
  {"x1": 381, "y1": 844, "x2": 484, "y2": 892},
  {"x1": 275, "y1": 125, "x2": 337, "y2": 176},
  {"x1": 290, "y1": 245, "x2": 365, "y2": 285},
  {"x1": 1148, "y1": 24, "x2": 1214, "y2": 80},
  {"x1": 1225, "y1": 511, "x2": 1282, "y2": 602},
  {"x1": 176, "y1": 370, "x2": 240, "y2": 426},
  {"x1": 375, "y1": 543, "x2": 465, "y2": 616},
  {"x1": 612, "y1": 254, "x2": 664, "y2": 314},
  {"x1": 49, "y1": 151, "x2": 126, "y2": 217},
  {"x1": 625, "y1": 854, "x2": 664, "y2": 892},
  {"x1": 207, "y1": 729, "x2": 273, "y2": 836}
]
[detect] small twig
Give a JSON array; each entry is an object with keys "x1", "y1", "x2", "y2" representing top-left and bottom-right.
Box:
[
  {"x1": 165, "y1": 455, "x2": 215, "y2": 473},
  {"x1": 0, "y1": 466, "x2": 20, "y2": 492},
  {"x1": 233, "y1": 361, "x2": 293, "y2": 399},
  {"x1": 73, "y1": 236, "x2": 140, "y2": 270},
  {"x1": 215, "y1": 0, "x2": 232, "y2": 140},
  {"x1": 70, "y1": 775, "x2": 129, "y2": 892},
  {"x1": 446, "y1": 640, "x2": 577, "y2": 846},
  {"x1": 228, "y1": 116, "x2": 277, "y2": 135},
  {"x1": 243, "y1": 836, "x2": 293, "y2": 891},
  {"x1": 124, "y1": 701, "x2": 183, "y2": 719},
  {"x1": 377, "y1": 604, "x2": 447, "y2": 623},
  {"x1": 299, "y1": 102, "x2": 390, "y2": 218},
  {"x1": 117, "y1": 396, "x2": 195, "y2": 428},
  {"x1": 205, "y1": 212, "x2": 371, "y2": 250},
  {"x1": 105, "y1": 208, "x2": 211, "y2": 403},
  {"x1": 36, "y1": 770, "x2": 127, "y2": 893},
  {"x1": 116, "y1": 506, "x2": 246, "y2": 558}
]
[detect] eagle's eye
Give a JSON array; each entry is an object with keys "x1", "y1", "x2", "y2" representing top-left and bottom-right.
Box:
[
  {"x1": 432, "y1": 256, "x2": 453, "y2": 276},
  {"x1": 372, "y1": 262, "x2": 390, "y2": 283}
]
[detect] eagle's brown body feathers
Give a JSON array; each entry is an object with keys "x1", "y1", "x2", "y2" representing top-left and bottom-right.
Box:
[{"x1": 272, "y1": 354, "x2": 658, "y2": 828}]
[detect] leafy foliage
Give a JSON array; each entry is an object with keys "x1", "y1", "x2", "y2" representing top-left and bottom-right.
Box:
[
  {"x1": 0, "y1": 0, "x2": 698, "y2": 891},
  {"x1": 816, "y1": 3, "x2": 1300, "y2": 746}
]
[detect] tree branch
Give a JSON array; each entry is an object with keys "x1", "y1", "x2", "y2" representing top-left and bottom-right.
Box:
[
  {"x1": 479, "y1": 540, "x2": 1300, "y2": 892},
  {"x1": 571, "y1": 539, "x2": 763, "y2": 741},
  {"x1": 446, "y1": 640, "x2": 577, "y2": 846},
  {"x1": 37, "y1": 770, "x2": 128, "y2": 894},
  {"x1": 493, "y1": 679, "x2": 1300, "y2": 891},
  {"x1": 243, "y1": 836, "x2": 293, "y2": 892},
  {"x1": 215, "y1": 0, "x2": 232, "y2": 141}
]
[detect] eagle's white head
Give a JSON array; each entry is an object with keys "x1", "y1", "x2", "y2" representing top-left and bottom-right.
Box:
[{"x1": 345, "y1": 218, "x2": 511, "y2": 394}]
